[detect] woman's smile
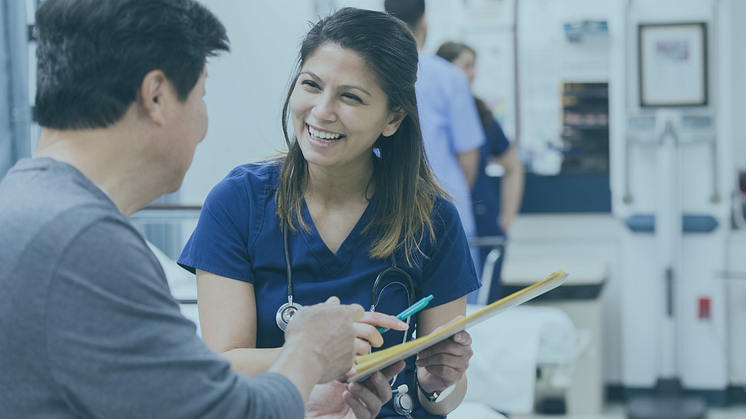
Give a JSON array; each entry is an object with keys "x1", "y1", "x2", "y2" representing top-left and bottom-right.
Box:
[{"x1": 306, "y1": 123, "x2": 345, "y2": 148}]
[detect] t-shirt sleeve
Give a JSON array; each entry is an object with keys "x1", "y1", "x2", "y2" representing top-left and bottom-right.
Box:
[
  {"x1": 446, "y1": 70, "x2": 486, "y2": 155},
  {"x1": 178, "y1": 173, "x2": 255, "y2": 283},
  {"x1": 419, "y1": 199, "x2": 481, "y2": 308},
  {"x1": 46, "y1": 218, "x2": 303, "y2": 419}
]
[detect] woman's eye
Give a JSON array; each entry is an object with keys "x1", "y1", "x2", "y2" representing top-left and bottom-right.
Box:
[
  {"x1": 301, "y1": 80, "x2": 320, "y2": 89},
  {"x1": 342, "y1": 93, "x2": 363, "y2": 103}
]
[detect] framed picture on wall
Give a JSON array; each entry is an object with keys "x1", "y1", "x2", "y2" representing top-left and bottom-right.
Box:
[{"x1": 638, "y1": 22, "x2": 708, "y2": 107}]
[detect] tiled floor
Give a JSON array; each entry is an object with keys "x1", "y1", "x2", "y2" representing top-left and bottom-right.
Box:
[{"x1": 510, "y1": 403, "x2": 746, "y2": 419}]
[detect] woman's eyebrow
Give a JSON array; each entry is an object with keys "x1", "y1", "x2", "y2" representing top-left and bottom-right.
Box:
[{"x1": 300, "y1": 71, "x2": 321, "y2": 83}]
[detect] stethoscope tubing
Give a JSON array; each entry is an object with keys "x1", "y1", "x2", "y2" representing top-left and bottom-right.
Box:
[{"x1": 279, "y1": 215, "x2": 417, "y2": 417}]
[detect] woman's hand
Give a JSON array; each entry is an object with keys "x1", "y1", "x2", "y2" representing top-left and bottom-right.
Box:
[
  {"x1": 352, "y1": 312, "x2": 408, "y2": 356},
  {"x1": 415, "y1": 316, "x2": 473, "y2": 395}
]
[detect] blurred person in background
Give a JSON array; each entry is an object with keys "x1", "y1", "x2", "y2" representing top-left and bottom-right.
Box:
[
  {"x1": 385, "y1": 0, "x2": 486, "y2": 281},
  {"x1": 436, "y1": 41, "x2": 524, "y2": 303}
]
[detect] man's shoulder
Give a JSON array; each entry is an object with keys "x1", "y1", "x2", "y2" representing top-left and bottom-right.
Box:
[
  {"x1": 0, "y1": 159, "x2": 125, "y2": 248},
  {"x1": 416, "y1": 54, "x2": 471, "y2": 103},
  {"x1": 419, "y1": 54, "x2": 465, "y2": 79}
]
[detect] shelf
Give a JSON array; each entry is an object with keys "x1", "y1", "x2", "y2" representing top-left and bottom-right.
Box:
[
  {"x1": 564, "y1": 124, "x2": 609, "y2": 130},
  {"x1": 562, "y1": 104, "x2": 609, "y2": 112},
  {"x1": 563, "y1": 90, "x2": 609, "y2": 99}
]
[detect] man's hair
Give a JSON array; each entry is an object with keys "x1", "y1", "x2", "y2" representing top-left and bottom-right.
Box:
[
  {"x1": 34, "y1": 0, "x2": 229, "y2": 130},
  {"x1": 383, "y1": 0, "x2": 425, "y2": 31}
]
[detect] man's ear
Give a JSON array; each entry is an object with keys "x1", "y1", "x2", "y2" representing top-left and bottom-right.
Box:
[
  {"x1": 382, "y1": 107, "x2": 407, "y2": 137},
  {"x1": 139, "y1": 69, "x2": 169, "y2": 126},
  {"x1": 419, "y1": 14, "x2": 427, "y2": 33}
]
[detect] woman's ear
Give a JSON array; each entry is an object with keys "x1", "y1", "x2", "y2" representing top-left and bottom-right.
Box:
[
  {"x1": 382, "y1": 108, "x2": 407, "y2": 137},
  {"x1": 139, "y1": 69, "x2": 169, "y2": 126}
]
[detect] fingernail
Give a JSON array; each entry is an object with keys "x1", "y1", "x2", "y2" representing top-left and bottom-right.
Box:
[
  {"x1": 398, "y1": 321, "x2": 408, "y2": 329},
  {"x1": 454, "y1": 334, "x2": 463, "y2": 342}
]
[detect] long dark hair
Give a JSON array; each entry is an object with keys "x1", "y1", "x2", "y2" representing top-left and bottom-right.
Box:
[{"x1": 276, "y1": 7, "x2": 446, "y2": 264}]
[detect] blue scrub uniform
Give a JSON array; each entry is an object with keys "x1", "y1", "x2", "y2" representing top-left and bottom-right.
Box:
[
  {"x1": 179, "y1": 162, "x2": 480, "y2": 419},
  {"x1": 472, "y1": 115, "x2": 511, "y2": 303}
]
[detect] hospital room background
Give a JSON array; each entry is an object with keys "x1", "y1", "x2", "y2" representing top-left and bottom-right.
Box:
[{"x1": 2, "y1": 0, "x2": 746, "y2": 418}]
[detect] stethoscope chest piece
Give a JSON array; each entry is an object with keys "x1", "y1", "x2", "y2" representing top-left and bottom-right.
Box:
[
  {"x1": 393, "y1": 384, "x2": 414, "y2": 419},
  {"x1": 276, "y1": 298, "x2": 302, "y2": 332}
]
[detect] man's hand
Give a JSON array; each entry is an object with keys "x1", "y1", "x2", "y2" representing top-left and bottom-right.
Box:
[
  {"x1": 305, "y1": 361, "x2": 406, "y2": 419},
  {"x1": 286, "y1": 296, "x2": 365, "y2": 383},
  {"x1": 270, "y1": 297, "x2": 364, "y2": 402},
  {"x1": 302, "y1": 310, "x2": 406, "y2": 419}
]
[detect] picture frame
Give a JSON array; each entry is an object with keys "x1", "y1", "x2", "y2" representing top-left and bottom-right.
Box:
[{"x1": 638, "y1": 22, "x2": 708, "y2": 107}]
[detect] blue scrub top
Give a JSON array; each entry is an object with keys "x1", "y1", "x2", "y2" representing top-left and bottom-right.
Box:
[
  {"x1": 473, "y1": 115, "x2": 511, "y2": 239},
  {"x1": 179, "y1": 161, "x2": 480, "y2": 419},
  {"x1": 416, "y1": 54, "x2": 486, "y2": 239}
]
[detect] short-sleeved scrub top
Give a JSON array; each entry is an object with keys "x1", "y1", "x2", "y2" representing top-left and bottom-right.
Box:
[
  {"x1": 178, "y1": 161, "x2": 480, "y2": 419},
  {"x1": 416, "y1": 54, "x2": 486, "y2": 240}
]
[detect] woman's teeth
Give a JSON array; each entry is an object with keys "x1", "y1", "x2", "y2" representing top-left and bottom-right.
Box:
[{"x1": 309, "y1": 126, "x2": 342, "y2": 141}]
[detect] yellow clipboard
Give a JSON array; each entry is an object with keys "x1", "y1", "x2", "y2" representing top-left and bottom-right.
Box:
[{"x1": 347, "y1": 270, "x2": 569, "y2": 382}]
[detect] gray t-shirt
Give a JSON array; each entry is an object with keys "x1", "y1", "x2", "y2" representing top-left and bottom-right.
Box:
[{"x1": 0, "y1": 158, "x2": 304, "y2": 419}]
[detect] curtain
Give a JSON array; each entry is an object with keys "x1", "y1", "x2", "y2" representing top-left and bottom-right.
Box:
[{"x1": 0, "y1": 0, "x2": 31, "y2": 179}]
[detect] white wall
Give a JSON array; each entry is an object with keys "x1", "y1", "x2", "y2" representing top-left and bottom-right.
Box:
[
  {"x1": 727, "y1": 0, "x2": 746, "y2": 389},
  {"x1": 726, "y1": 231, "x2": 746, "y2": 386},
  {"x1": 180, "y1": 1, "x2": 315, "y2": 205},
  {"x1": 730, "y1": 1, "x2": 746, "y2": 172}
]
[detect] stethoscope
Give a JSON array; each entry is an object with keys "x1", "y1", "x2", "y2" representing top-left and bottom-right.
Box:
[{"x1": 277, "y1": 221, "x2": 417, "y2": 418}]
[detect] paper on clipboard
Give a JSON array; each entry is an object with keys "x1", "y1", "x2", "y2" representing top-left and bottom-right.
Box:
[{"x1": 347, "y1": 270, "x2": 569, "y2": 382}]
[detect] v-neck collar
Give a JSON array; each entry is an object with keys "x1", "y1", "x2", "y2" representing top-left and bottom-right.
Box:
[{"x1": 299, "y1": 196, "x2": 377, "y2": 278}]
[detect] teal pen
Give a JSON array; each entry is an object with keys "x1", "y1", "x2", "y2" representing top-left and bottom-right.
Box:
[{"x1": 377, "y1": 294, "x2": 434, "y2": 333}]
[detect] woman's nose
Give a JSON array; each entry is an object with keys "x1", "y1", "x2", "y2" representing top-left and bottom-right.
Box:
[{"x1": 312, "y1": 93, "x2": 337, "y2": 122}]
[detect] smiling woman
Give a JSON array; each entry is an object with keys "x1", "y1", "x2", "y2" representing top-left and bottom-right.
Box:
[
  {"x1": 178, "y1": 7, "x2": 480, "y2": 419},
  {"x1": 289, "y1": 43, "x2": 405, "y2": 202}
]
